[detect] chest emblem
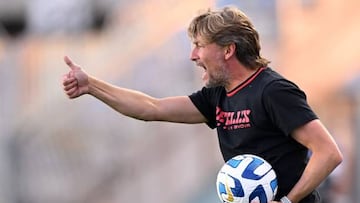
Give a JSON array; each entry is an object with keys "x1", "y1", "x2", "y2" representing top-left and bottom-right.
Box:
[{"x1": 216, "y1": 107, "x2": 251, "y2": 130}]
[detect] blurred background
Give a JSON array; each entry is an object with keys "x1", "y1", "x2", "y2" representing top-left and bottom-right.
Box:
[{"x1": 0, "y1": 0, "x2": 359, "y2": 202}]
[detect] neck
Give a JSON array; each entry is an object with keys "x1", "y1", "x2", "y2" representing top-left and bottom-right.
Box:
[{"x1": 225, "y1": 66, "x2": 261, "y2": 92}]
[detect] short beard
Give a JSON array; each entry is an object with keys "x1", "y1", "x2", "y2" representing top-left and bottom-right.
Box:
[{"x1": 205, "y1": 65, "x2": 230, "y2": 88}]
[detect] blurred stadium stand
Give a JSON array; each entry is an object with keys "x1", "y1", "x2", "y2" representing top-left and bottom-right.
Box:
[
  {"x1": 0, "y1": 0, "x2": 26, "y2": 37},
  {"x1": 0, "y1": 0, "x2": 118, "y2": 37},
  {"x1": 0, "y1": 0, "x2": 359, "y2": 203}
]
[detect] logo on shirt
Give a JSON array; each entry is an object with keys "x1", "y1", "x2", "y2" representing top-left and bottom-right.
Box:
[{"x1": 216, "y1": 107, "x2": 251, "y2": 130}]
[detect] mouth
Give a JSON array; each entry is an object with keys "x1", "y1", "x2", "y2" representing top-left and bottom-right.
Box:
[
  {"x1": 196, "y1": 62, "x2": 206, "y2": 71},
  {"x1": 196, "y1": 62, "x2": 208, "y2": 81}
]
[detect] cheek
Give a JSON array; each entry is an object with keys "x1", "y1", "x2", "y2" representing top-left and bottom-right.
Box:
[
  {"x1": 203, "y1": 51, "x2": 220, "y2": 63},
  {"x1": 200, "y1": 48, "x2": 225, "y2": 66},
  {"x1": 210, "y1": 53, "x2": 226, "y2": 67}
]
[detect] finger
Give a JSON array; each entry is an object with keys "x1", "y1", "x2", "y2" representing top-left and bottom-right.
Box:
[
  {"x1": 62, "y1": 73, "x2": 68, "y2": 80},
  {"x1": 62, "y1": 73, "x2": 72, "y2": 82},
  {"x1": 62, "y1": 77, "x2": 77, "y2": 86},
  {"x1": 69, "y1": 89, "x2": 81, "y2": 99},
  {"x1": 64, "y1": 55, "x2": 80, "y2": 70},
  {"x1": 65, "y1": 86, "x2": 78, "y2": 98},
  {"x1": 63, "y1": 80, "x2": 78, "y2": 91}
]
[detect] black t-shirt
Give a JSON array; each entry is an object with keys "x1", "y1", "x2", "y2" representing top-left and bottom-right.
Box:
[{"x1": 189, "y1": 67, "x2": 318, "y2": 201}]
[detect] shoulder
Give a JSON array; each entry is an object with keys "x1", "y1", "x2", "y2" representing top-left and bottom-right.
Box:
[
  {"x1": 252, "y1": 67, "x2": 288, "y2": 88},
  {"x1": 260, "y1": 69, "x2": 310, "y2": 107},
  {"x1": 261, "y1": 68, "x2": 291, "y2": 83},
  {"x1": 261, "y1": 68, "x2": 301, "y2": 95},
  {"x1": 190, "y1": 86, "x2": 225, "y2": 98}
]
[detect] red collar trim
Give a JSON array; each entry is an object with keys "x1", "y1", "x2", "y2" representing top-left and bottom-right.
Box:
[{"x1": 226, "y1": 67, "x2": 266, "y2": 97}]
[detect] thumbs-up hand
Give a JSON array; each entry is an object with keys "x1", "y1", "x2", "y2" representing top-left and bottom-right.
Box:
[{"x1": 62, "y1": 56, "x2": 89, "y2": 99}]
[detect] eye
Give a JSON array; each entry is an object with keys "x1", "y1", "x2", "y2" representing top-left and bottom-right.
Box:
[
  {"x1": 197, "y1": 43, "x2": 205, "y2": 48},
  {"x1": 193, "y1": 42, "x2": 204, "y2": 48}
]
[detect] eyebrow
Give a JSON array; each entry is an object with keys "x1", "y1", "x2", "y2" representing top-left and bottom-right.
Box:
[{"x1": 193, "y1": 41, "x2": 206, "y2": 46}]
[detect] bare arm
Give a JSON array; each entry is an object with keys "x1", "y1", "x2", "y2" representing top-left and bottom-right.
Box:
[
  {"x1": 88, "y1": 77, "x2": 205, "y2": 123},
  {"x1": 271, "y1": 119, "x2": 343, "y2": 203},
  {"x1": 62, "y1": 56, "x2": 206, "y2": 123}
]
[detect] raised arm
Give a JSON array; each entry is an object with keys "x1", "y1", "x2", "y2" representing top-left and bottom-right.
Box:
[{"x1": 62, "y1": 56, "x2": 206, "y2": 123}]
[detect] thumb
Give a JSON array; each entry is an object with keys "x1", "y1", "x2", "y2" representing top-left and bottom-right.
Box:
[{"x1": 64, "y1": 55, "x2": 80, "y2": 70}]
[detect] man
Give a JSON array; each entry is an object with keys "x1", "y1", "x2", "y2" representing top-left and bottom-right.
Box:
[{"x1": 62, "y1": 6, "x2": 342, "y2": 203}]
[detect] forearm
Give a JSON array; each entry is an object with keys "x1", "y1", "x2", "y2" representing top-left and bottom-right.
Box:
[
  {"x1": 286, "y1": 151, "x2": 341, "y2": 202},
  {"x1": 88, "y1": 76, "x2": 158, "y2": 121}
]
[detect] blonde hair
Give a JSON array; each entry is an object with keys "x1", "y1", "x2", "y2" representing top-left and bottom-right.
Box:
[{"x1": 188, "y1": 6, "x2": 270, "y2": 69}]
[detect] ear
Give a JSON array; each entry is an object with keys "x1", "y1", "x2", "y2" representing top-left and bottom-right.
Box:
[{"x1": 224, "y1": 43, "x2": 236, "y2": 60}]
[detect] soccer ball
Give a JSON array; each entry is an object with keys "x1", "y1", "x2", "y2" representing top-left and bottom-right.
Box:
[{"x1": 216, "y1": 154, "x2": 278, "y2": 203}]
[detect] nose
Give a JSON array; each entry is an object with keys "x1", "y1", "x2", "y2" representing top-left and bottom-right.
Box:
[{"x1": 190, "y1": 47, "x2": 199, "y2": 61}]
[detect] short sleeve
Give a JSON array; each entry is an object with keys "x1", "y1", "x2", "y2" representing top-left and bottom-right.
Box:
[
  {"x1": 262, "y1": 80, "x2": 318, "y2": 136},
  {"x1": 189, "y1": 87, "x2": 223, "y2": 129}
]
